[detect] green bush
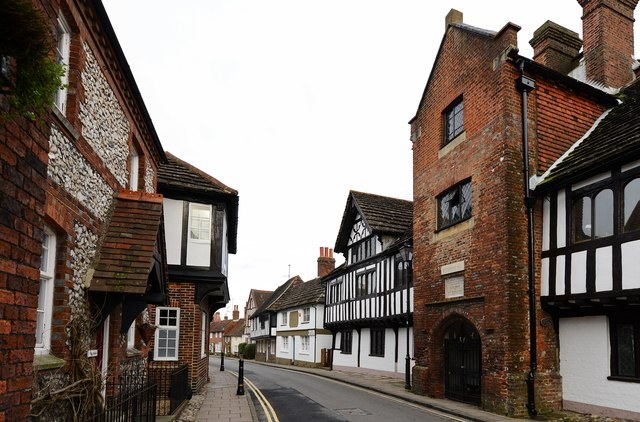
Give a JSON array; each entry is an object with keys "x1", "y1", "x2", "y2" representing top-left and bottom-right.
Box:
[
  {"x1": 238, "y1": 343, "x2": 247, "y2": 356},
  {"x1": 0, "y1": 0, "x2": 66, "y2": 120},
  {"x1": 244, "y1": 343, "x2": 256, "y2": 360}
]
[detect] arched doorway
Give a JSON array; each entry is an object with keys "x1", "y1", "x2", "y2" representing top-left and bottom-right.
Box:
[{"x1": 444, "y1": 319, "x2": 481, "y2": 405}]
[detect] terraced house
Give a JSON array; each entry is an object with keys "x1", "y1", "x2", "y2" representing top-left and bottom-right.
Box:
[{"x1": 0, "y1": 1, "x2": 238, "y2": 420}]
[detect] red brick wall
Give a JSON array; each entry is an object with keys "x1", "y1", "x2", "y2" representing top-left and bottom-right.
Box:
[
  {"x1": 410, "y1": 23, "x2": 562, "y2": 417},
  {"x1": 150, "y1": 283, "x2": 210, "y2": 392},
  {"x1": 0, "y1": 114, "x2": 49, "y2": 422},
  {"x1": 411, "y1": 19, "x2": 614, "y2": 416}
]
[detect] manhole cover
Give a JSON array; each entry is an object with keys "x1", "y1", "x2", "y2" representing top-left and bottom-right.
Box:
[{"x1": 335, "y1": 408, "x2": 370, "y2": 416}]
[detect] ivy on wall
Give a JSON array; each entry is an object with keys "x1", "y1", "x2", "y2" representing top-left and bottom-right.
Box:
[{"x1": 0, "y1": 0, "x2": 65, "y2": 120}]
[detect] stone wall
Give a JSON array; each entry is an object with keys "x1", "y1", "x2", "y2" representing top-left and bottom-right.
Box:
[
  {"x1": 79, "y1": 42, "x2": 130, "y2": 187},
  {"x1": 47, "y1": 125, "x2": 114, "y2": 220}
]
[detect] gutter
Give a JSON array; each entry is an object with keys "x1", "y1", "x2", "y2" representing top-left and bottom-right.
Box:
[{"x1": 516, "y1": 59, "x2": 538, "y2": 419}]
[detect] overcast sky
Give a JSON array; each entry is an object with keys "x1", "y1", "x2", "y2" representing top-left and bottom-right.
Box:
[{"x1": 102, "y1": 1, "x2": 639, "y2": 318}]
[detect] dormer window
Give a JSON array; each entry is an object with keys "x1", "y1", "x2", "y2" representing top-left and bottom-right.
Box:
[{"x1": 444, "y1": 96, "x2": 464, "y2": 145}]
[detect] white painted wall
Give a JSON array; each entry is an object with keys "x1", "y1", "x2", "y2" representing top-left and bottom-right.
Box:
[
  {"x1": 560, "y1": 316, "x2": 640, "y2": 414},
  {"x1": 622, "y1": 240, "x2": 640, "y2": 290},
  {"x1": 163, "y1": 198, "x2": 183, "y2": 265}
]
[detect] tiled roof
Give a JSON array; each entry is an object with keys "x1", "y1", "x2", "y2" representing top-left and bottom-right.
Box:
[
  {"x1": 268, "y1": 278, "x2": 325, "y2": 311},
  {"x1": 251, "y1": 289, "x2": 274, "y2": 310},
  {"x1": 250, "y1": 276, "x2": 303, "y2": 318},
  {"x1": 158, "y1": 152, "x2": 237, "y2": 195},
  {"x1": 210, "y1": 319, "x2": 233, "y2": 333},
  {"x1": 157, "y1": 152, "x2": 239, "y2": 254},
  {"x1": 225, "y1": 320, "x2": 245, "y2": 337},
  {"x1": 335, "y1": 191, "x2": 413, "y2": 253},
  {"x1": 90, "y1": 191, "x2": 164, "y2": 294},
  {"x1": 537, "y1": 79, "x2": 640, "y2": 190}
]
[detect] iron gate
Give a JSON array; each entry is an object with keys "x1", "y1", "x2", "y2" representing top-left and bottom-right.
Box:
[{"x1": 444, "y1": 320, "x2": 481, "y2": 405}]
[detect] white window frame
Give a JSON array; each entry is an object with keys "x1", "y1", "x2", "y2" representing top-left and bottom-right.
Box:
[
  {"x1": 201, "y1": 311, "x2": 207, "y2": 358},
  {"x1": 282, "y1": 336, "x2": 289, "y2": 352},
  {"x1": 281, "y1": 311, "x2": 288, "y2": 326},
  {"x1": 301, "y1": 335, "x2": 310, "y2": 353},
  {"x1": 127, "y1": 322, "x2": 136, "y2": 349},
  {"x1": 36, "y1": 226, "x2": 56, "y2": 355},
  {"x1": 188, "y1": 203, "x2": 212, "y2": 243},
  {"x1": 154, "y1": 307, "x2": 180, "y2": 361},
  {"x1": 302, "y1": 307, "x2": 310, "y2": 323},
  {"x1": 53, "y1": 14, "x2": 70, "y2": 114},
  {"x1": 129, "y1": 147, "x2": 139, "y2": 191}
]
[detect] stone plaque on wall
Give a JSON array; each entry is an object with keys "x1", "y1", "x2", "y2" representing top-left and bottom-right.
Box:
[{"x1": 445, "y1": 276, "x2": 464, "y2": 298}]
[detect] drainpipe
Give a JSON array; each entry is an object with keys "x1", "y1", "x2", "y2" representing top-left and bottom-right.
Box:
[{"x1": 516, "y1": 59, "x2": 538, "y2": 419}]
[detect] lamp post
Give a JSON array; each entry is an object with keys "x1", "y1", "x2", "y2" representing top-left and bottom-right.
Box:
[{"x1": 399, "y1": 244, "x2": 412, "y2": 391}]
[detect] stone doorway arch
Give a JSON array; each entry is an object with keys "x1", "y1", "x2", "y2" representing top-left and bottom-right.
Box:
[{"x1": 444, "y1": 319, "x2": 481, "y2": 405}]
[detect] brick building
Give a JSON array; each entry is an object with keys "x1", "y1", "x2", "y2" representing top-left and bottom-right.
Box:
[
  {"x1": 156, "y1": 152, "x2": 239, "y2": 393},
  {"x1": 410, "y1": 1, "x2": 636, "y2": 417},
  {"x1": 2, "y1": 0, "x2": 169, "y2": 420}
]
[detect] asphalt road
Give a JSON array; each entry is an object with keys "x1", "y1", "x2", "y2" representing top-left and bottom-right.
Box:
[{"x1": 219, "y1": 358, "x2": 462, "y2": 422}]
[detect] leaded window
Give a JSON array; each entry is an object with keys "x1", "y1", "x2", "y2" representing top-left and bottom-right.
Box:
[
  {"x1": 572, "y1": 189, "x2": 613, "y2": 243},
  {"x1": 610, "y1": 317, "x2": 640, "y2": 380},
  {"x1": 624, "y1": 178, "x2": 640, "y2": 232},
  {"x1": 438, "y1": 180, "x2": 472, "y2": 230},
  {"x1": 370, "y1": 328, "x2": 385, "y2": 357},
  {"x1": 341, "y1": 330, "x2": 352, "y2": 354},
  {"x1": 444, "y1": 97, "x2": 464, "y2": 145}
]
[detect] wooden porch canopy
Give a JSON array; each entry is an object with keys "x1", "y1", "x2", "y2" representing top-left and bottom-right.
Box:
[{"x1": 89, "y1": 190, "x2": 168, "y2": 332}]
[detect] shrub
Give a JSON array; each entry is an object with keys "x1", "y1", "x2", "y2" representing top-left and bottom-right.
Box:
[{"x1": 244, "y1": 343, "x2": 256, "y2": 360}]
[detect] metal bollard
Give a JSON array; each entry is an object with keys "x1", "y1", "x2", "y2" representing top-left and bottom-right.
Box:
[
  {"x1": 236, "y1": 358, "x2": 245, "y2": 395},
  {"x1": 220, "y1": 351, "x2": 225, "y2": 371}
]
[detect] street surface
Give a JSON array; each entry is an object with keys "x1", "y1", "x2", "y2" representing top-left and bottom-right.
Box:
[{"x1": 213, "y1": 357, "x2": 464, "y2": 422}]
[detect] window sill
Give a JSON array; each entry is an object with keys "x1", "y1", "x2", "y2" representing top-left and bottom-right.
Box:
[
  {"x1": 607, "y1": 376, "x2": 640, "y2": 384},
  {"x1": 439, "y1": 131, "x2": 466, "y2": 159},
  {"x1": 369, "y1": 354, "x2": 385, "y2": 358},
  {"x1": 434, "y1": 217, "x2": 474, "y2": 242},
  {"x1": 33, "y1": 353, "x2": 66, "y2": 371},
  {"x1": 52, "y1": 106, "x2": 80, "y2": 141}
]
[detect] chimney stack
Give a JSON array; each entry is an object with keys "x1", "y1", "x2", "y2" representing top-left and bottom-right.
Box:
[
  {"x1": 232, "y1": 305, "x2": 239, "y2": 321},
  {"x1": 530, "y1": 21, "x2": 582, "y2": 75},
  {"x1": 445, "y1": 9, "x2": 463, "y2": 30},
  {"x1": 213, "y1": 311, "x2": 221, "y2": 322},
  {"x1": 317, "y1": 246, "x2": 336, "y2": 278},
  {"x1": 578, "y1": 0, "x2": 638, "y2": 88}
]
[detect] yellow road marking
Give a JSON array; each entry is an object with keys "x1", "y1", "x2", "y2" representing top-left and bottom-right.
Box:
[{"x1": 230, "y1": 370, "x2": 279, "y2": 422}]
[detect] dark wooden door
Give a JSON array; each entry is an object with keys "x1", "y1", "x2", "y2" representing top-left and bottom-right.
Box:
[{"x1": 444, "y1": 320, "x2": 481, "y2": 405}]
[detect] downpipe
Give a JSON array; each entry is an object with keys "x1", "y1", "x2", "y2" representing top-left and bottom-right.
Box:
[{"x1": 516, "y1": 59, "x2": 538, "y2": 419}]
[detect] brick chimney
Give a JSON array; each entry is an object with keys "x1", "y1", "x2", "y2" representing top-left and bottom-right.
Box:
[
  {"x1": 578, "y1": 0, "x2": 638, "y2": 88},
  {"x1": 530, "y1": 21, "x2": 582, "y2": 74},
  {"x1": 213, "y1": 311, "x2": 221, "y2": 322},
  {"x1": 445, "y1": 9, "x2": 463, "y2": 30},
  {"x1": 317, "y1": 246, "x2": 335, "y2": 277},
  {"x1": 232, "y1": 304, "x2": 239, "y2": 321}
]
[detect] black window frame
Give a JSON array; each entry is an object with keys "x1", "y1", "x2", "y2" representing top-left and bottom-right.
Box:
[
  {"x1": 370, "y1": 328, "x2": 385, "y2": 357},
  {"x1": 571, "y1": 187, "x2": 614, "y2": 243},
  {"x1": 350, "y1": 236, "x2": 377, "y2": 264},
  {"x1": 609, "y1": 316, "x2": 640, "y2": 382},
  {"x1": 355, "y1": 270, "x2": 375, "y2": 298},
  {"x1": 437, "y1": 179, "x2": 472, "y2": 231},
  {"x1": 443, "y1": 96, "x2": 464, "y2": 146},
  {"x1": 395, "y1": 257, "x2": 412, "y2": 289},
  {"x1": 340, "y1": 330, "x2": 353, "y2": 354}
]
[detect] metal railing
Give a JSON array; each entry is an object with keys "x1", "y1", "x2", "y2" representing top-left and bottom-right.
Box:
[
  {"x1": 88, "y1": 381, "x2": 157, "y2": 422},
  {"x1": 147, "y1": 361, "x2": 190, "y2": 416}
]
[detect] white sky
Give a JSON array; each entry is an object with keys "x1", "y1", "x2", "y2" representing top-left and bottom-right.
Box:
[{"x1": 101, "y1": 1, "x2": 639, "y2": 318}]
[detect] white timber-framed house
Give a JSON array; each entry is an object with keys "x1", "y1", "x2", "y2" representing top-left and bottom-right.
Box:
[
  {"x1": 534, "y1": 78, "x2": 640, "y2": 419},
  {"x1": 249, "y1": 276, "x2": 302, "y2": 363},
  {"x1": 323, "y1": 191, "x2": 414, "y2": 378}
]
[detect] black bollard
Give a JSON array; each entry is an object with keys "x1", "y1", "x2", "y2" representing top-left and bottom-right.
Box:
[
  {"x1": 236, "y1": 358, "x2": 245, "y2": 395},
  {"x1": 220, "y1": 351, "x2": 225, "y2": 371}
]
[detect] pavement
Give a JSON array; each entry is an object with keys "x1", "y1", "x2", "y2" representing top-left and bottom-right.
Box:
[
  {"x1": 194, "y1": 366, "x2": 255, "y2": 422},
  {"x1": 193, "y1": 358, "x2": 517, "y2": 422}
]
